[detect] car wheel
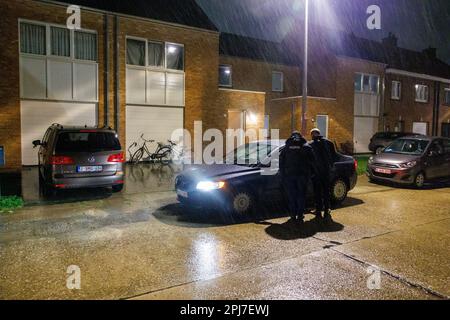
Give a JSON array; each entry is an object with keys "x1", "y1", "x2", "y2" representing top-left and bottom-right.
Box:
[
  {"x1": 375, "y1": 147, "x2": 384, "y2": 154},
  {"x1": 230, "y1": 191, "x2": 254, "y2": 218},
  {"x1": 331, "y1": 178, "x2": 348, "y2": 204},
  {"x1": 112, "y1": 184, "x2": 124, "y2": 193},
  {"x1": 413, "y1": 172, "x2": 425, "y2": 189}
]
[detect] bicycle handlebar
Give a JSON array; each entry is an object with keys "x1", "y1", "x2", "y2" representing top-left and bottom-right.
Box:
[{"x1": 139, "y1": 133, "x2": 155, "y2": 143}]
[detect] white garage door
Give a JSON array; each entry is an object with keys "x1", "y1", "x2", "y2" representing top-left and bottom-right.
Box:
[
  {"x1": 354, "y1": 117, "x2": 378, "y2": 154},
  {"x1": 21, "y1": 100, "x2": 97, "y2": 165},
  {"x1": 126, "y1": 106, "x2": 184, "y2": 161}
]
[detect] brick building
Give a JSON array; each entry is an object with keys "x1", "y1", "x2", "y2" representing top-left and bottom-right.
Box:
[{"x1": 1, "y1": 0, "x2": 450, "y2": 172}]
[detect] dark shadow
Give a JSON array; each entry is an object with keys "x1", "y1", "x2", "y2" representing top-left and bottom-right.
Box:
[
  {"x1": 264, "y1": 216, "x2": 344, "y2": 240},
  {"x1": 339, "y1": 197, "x2": 365, "y2": 209}
]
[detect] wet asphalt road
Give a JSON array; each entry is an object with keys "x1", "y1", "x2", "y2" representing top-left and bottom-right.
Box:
[{"x1": 0, "y1": 176, "x2": 449, "y2": 300}]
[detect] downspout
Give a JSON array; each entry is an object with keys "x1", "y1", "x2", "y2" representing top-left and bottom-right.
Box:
[
  {"x1": 380, "y1": 68, "x2": 387, "y2": 131},
  {"x1": 432, "y1": 81, "x2": 440, "y2": 136},
  {"x1": 103, "y1": 14, "x2": 109, "y2": 127},
  {"x1": 114, "y1": 15, "x2": 120, "y2": 136}
]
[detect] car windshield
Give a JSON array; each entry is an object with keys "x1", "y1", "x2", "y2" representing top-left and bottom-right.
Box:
[
  {"x1": 225, "y1": 142, "x2": 274, "y2": 166},
  {"x1": 383, "y1": 139, "x2": 429, "y2": 155},
  {"x1": 55, "y1": 132, "x2": 121, "y2": 153}
]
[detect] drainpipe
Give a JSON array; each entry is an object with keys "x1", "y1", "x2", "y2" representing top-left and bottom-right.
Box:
[
  {"x1": 103, "y1": 14, "x2": 110, "y2": 127},
  {"x1": 114, "y1": 15, "x2": 120, "y2": 136},
  {"x1": 380, "y1": 69, "x2": 386, "y2": 131},
  {"x1": 432, "y1": 81, "x2": 441, "y2": 136}
]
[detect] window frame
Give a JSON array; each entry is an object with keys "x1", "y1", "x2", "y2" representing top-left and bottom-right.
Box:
[
  {"x1": 272, "y1": 71, "x2": 284, "y2": 92},
  {"x1": 444, "y1": 88, "x2": 450, "y2": 106},
  {"x1": 219, "y1": 64, "x2": 233, "y2": 87},
  {"x1": 415, "y1": 84, "x2": 429, "y2": 103},
  {"x1": 19, "y1": 19, "x2": 98, "y2": 63},
  {"x1": 354, "y1": 72, "x2": 380, "y2": 95},
  {"x1": 391, "y1": 80, "x2": 401, "y2": 100},
  {"x1": 126, "y1": 36, "x2": 184, "y2": 73}
]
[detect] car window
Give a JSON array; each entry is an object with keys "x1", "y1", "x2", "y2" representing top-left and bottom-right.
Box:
[
  {"x1": 429, "y1": 140, "x2": 444, "y2": 155},
  {"x1": 226, "y1": 142, "x2": 273, "y2": 166},
  {"x1": 443, "y1": 139, "x2": 450, "y2": 154},
  {"x1": 55, "y1": 132, "x2": 121, "y2": 153},
  {"x1": 384, "y1": 139, "x2": 429, "y2": 155}
]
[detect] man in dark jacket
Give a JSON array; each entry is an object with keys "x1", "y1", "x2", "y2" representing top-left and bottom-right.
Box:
[
  {"x1": 309, "y1": 128, "x2": 337, "y2": 219},
  {"x1": 280, "y1": 131, "x2": 315, "y2": 224}
]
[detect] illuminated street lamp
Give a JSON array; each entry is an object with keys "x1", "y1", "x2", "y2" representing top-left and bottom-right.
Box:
[{"x1": 301, "y1": 0, "x2": 309, "y2": 135}]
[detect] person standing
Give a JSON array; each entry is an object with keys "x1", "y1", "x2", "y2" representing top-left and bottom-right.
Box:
[
  {"x1": 309, "y1": 128, "x2": 337, "y2": 219},
  {"x1": 280, "y1": 131, "x2": 315, "y2": 224}
]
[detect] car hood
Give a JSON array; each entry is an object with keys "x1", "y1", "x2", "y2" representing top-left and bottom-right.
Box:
[
  {"x1": 372, "y1": 153, "x2": 421, "y2": 165},
  {"x1": 179, "y1": 164, "x2": 259, "y2": 181}
]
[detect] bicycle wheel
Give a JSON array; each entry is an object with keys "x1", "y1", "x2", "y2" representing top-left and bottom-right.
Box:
[
  {"x1": 131, "y1": 148, "x2": 144, "y2": 164},
  {"x1": 156, "y1": 147, "x2": 172, "y2": 165}
]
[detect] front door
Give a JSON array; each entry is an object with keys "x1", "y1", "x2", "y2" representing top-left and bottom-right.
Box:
[{"x1": 228, "y1": 110, "x2": 246, "y2": 146}]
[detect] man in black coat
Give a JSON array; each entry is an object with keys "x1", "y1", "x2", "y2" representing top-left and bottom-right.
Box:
[
  {"x1": 309, "y1": 128, "x2": 337, "y2": 219},
  {"x1": 280, "y1": 131, "x2": 315, "y2": 224}
]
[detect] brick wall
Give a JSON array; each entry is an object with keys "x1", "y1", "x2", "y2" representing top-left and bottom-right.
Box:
[{"x1": 438, "y1": 84, "x2": 450, "y2": 136}]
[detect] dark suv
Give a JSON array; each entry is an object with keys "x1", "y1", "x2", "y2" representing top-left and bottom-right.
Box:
[
  {"x1": 369, "y1": 132, "x2": 415, "y2": 154},
  {"x1": 33, "y1": 124, "x2": 125, "y2": 192}
]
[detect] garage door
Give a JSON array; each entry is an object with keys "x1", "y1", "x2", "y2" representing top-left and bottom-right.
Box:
[
  {"x1": 354, "y1": 117, "x2": 378, "y2": 153},
  {"x1": 21, "y1": 100, "x2": 97, "y2": 165},
  {"x1": 126, "y1": 106, "x2": 184, "y2": 161}
]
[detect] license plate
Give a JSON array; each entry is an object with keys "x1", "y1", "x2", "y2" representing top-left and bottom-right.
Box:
[
  {"x1": 77, "y1": 166, "x2": 103, "y2": 173},
  {"x1": 374, "y1": 168, "x2": 392, "y2": 174},
  {"x1": 177, "y1": 189, "x2": 188, "y2": 198}
]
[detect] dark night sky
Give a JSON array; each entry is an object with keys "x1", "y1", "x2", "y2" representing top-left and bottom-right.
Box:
[{"x1": 196, "y1": 0, "x2": 450, "y2": 64}]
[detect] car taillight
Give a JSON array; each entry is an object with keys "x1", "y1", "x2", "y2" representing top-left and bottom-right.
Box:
[
  {"x1": 107, "y1": 153, "x2": 125, "y2": 163},
  {"x1": 354, "y1": 159, "x2": 358, "y2": 171},
  {"x1": 50, "y1": 156, "x2": 74, "y2": 165}
]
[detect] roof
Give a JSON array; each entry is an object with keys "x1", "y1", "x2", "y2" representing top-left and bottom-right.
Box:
[
  {"x1": 56, "y1": 0, "x2": 217, "y2": 31},
  {"x1": 334, "y1": 33, "x2": 450, "y2": 80},
  {"x1": 220, "y1": 33, "x2": 299, "y2": 66}
]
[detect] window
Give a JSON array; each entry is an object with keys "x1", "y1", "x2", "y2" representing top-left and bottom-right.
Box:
[
  {"x1": 219, "y1": 65, "x2": 232, "y2": 87},
  {"x1": 50, "y1": 26, "x2": 70, "y2": 57},
  {"x1": 391, "y1": 81, "x2": 401, "y2": 100},
  {"x1": 444, "y1": 89, "x2": 450, "y2": 105},
  {"x1": 415, "y1": 84, "x2": 429, "y2": 102},
  {"x1": 316, "y1": 115, "x2": 329, "y2": 138},
  {"x1": 74, "y1": 31, "x2": 97, "y2": 61},
  {"x1": 20, "y1": 22, "x2": 46, "y2": 55},
  {"x1": 166, "y1": 43, "x2": 184, "y2": 70},
  {"x1": 272, "y1": 71, "x2": 283, "y2": 92},
  {"x1": 148, "y1": 41, "x2": 164, "y2": 67},
  {"x1": 127, "y1": 39, "x2": 146, "y2": 66},
  {"x1": 354, "y1": 73, "x2": 379, "y2": 94}
]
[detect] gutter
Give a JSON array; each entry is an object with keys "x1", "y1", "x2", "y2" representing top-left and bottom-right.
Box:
[
  {"x1": 103, "y1": 14, "x2": 109, "y2": 127},
  {"x1": 386, "y1": 68, "x2": 450, "y2": 84},
  {"x1": 114, "y1": 15, "x2": 120, "y2": 137}
]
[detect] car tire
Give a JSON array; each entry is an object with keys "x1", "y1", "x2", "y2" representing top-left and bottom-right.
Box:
[
  {"x1": 229, "y1": 190, "x2": 255, "y2": 219},
  {"x1": 413, "y1": 172, "x2": 426, "y2": 189},
  {"x1": 112, "y1": 184, "x2": 124, "y2": 193},
  {"x1": 331, "y1": 178, "x2": 348, "y2": 205}
]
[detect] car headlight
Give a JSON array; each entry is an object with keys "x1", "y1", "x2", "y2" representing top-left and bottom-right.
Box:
[
  {"x1": 196, "y1": 181, "x2": 225, "y2": 191},
  {"x1": 368, "y1": 156, "x2": 374, "y2": 164},
  {"x1": 400, "y1": 161, "x2": 417, "y2": 168}
]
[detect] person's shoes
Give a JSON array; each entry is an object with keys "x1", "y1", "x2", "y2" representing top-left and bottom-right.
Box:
[
  {"x1": 312, "y1": 209, "x2": 323, "y2": 218},
  {"x1": 296, "y1": 216, "x2": 305, "y2": 225},
  {"x1": 323, "y1": 210, "x2": 332, "y2": 221}
]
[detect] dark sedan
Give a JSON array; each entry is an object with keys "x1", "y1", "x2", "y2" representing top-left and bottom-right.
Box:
[
  {"x1": 367, "y1": 136, "x2": 450, "y2": 188},
  {"x1": 175, "y1": 140, "x2": 357, "y2": 218}
]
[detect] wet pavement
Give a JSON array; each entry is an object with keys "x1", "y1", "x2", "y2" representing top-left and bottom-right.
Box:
[{"x1": 0, "y1": 174, "x2": 449, "y2": 300}]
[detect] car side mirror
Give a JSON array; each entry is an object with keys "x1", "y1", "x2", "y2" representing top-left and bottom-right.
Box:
[{"x1": 32, "y1": 140, "x2": 41, "y2": 148}]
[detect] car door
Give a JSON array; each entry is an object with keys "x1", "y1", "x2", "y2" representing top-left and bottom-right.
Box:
[
  {"x1": 38, "y1": 128, "x2": 51, "y2": 167},
  {"x1": 424, "y1": 139, "x2": 446, "y2": 179},
  {"x1": 443, "y1": 139, "x2": 450, "y2": 177},
  {"x1": 259, "y1": 146, "x2": 284, "y2": 202}
]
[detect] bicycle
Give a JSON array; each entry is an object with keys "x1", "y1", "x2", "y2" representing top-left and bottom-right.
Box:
[{"x1": 130, "y1": 134, "x2": 172, "y2": 164}]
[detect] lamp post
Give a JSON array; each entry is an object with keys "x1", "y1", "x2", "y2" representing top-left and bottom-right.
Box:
[{"x1": 301, "y1": 0, "x2": 309, "y2": 135}]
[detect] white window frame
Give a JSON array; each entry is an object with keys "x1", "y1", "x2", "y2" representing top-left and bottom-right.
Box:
[
  {"x1": 355, "y1": 72, "x2": 380, "y2": 95},
  {"x1": 415, "y1": 84, "x2": 429, "y2": 103},
  {"x1": 18, "y1": 19, "x2": 99, "y2": 102},
  {"x1": 444, "y1": 88, "x2": 450, "y2": 105},
  {"x1": 219, "y1": 64, "x2": 232, "y2": 87},
  {"x1": 272, "y1": 71, "x2": 284, "y2": 92},
  {"x1": 391, "y1": 80, "x2": 401, "y2": 100},
  {"x1": 125, "y1": 36, "x2": 185, "y2": 107}
]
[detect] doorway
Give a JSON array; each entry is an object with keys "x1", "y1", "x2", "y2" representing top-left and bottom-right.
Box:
[{"x1": 228, "y1": 110, "x2": 246, "y2": 146}]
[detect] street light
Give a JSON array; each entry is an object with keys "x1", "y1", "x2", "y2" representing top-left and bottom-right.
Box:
[{"x1": 301, "y1": 0, "x2": 309, "y2": 135}]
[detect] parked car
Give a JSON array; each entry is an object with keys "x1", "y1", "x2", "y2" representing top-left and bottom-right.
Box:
[
  {"x1": 369, "y1": 132, "x2": 416, "y2": 154},
  {"x1": 175, "y1": 140, "x2": 357, "y2": 218},
  {"x1": 33, "y1": 124, "x2": 125, "y2": 193},
  {"x1": 367, "y1": 136, "x2": 450, "y2": 188}
]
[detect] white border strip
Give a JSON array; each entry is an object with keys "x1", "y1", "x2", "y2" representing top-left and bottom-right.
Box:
[
  {"x1": 386, "y1": 68, "x2": 450, "y2": 84},
  {"x1": 219, "y1": 88, "x2": 266, "y2": 95},
  {"x1": 271, "y1": 96, "x2": 337, "y2": 101}
]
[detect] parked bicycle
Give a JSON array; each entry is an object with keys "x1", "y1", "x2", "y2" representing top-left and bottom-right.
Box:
[{"x1": 130, "y1": 134, "x2": 172, "y2": 164}]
